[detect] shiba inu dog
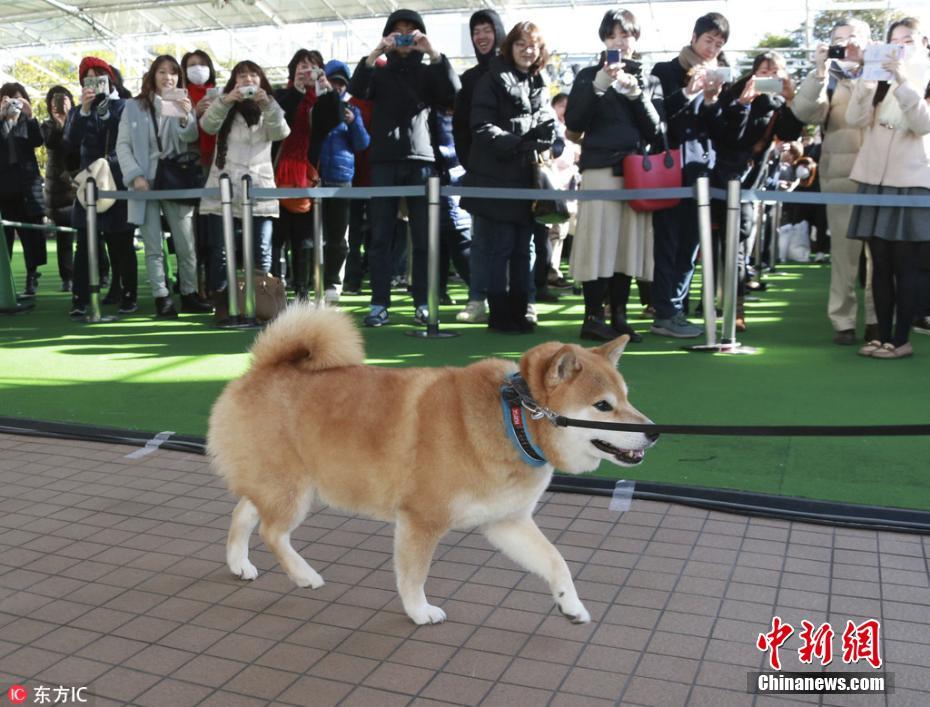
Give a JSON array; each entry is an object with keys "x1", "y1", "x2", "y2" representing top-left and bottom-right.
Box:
[{"x1": 207, "y1": 305, "x2": 656, "y2": 625}]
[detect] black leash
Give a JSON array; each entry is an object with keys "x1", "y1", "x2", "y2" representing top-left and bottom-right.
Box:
[{"x1": 553, "y1": 418, "x2": 930, "y2": 437}]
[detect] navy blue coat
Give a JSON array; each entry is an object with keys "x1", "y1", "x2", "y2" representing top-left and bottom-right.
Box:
[
  {"x1": 0, "y1": 114, "x2": 45, "y2": 219},
  {"x1": 63, "y1": 99, "x2": 130, "y2": 232}
]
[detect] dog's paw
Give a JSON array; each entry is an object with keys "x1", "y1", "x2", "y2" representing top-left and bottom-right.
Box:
[
  {"x1": 408, "y1": 603, "x2": 447, "y2": 625},
  {"x1": 291, "y1": 566, "x2": 325, "y2": 589},
  {"x1": 556, "y1": 597, "x2": 590, "y2": 624},
  {"x1": 229, "y1": 559, "x2": 258, "y2": 581}
]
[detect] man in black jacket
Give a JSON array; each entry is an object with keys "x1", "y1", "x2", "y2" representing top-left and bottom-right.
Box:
[
  {"x1": 349, "y1": 9, "x2": 459, "y2": 327},
  {"x1": 451, "y1": 9, "x2": 505, "y2": 324},
  {"x1": 649, "y1": 12, "x2": 729, "y2": 339}
]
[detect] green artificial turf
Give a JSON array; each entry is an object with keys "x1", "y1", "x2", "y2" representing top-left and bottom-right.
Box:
[{"x1": 2, "y1": 240, "x2": 929, "y2": 510}]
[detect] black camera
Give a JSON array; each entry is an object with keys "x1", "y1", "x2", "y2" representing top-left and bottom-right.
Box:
[{"x1": 827, "y1": 45, "x2": 846, "y2": 60}]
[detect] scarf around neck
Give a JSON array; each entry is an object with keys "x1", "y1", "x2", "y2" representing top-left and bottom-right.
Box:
[{"x1": 678, "y1": 45, "x2": 708, "y2": 72}]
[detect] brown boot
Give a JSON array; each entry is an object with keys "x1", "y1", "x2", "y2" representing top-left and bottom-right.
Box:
[{"x1": 735, "y1": 299, "x2": 747, "y2": 333}]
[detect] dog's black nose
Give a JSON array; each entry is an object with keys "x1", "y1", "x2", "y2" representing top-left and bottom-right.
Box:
[{"x1": 646, "y1": 431, "x2": 660, "y2": 443}]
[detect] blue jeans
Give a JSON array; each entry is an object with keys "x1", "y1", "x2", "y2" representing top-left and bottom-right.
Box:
[
  {"x1": 368, "y1": 161, "x2": 434, "y2": 308},
  {"x1": 208, "y1": 214, "x2": 273, "y2": 292},
  {"x1": 473, "y1": 214, "x2": 533, "y2": 298},
  {"x1": 652, "y1": 200, "x2": 700, "y2": 320}
]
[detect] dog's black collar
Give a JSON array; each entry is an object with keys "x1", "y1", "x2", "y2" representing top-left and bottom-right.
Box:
[{"x1": 500, "y1": 373, "x2": 548, "y2": 467}]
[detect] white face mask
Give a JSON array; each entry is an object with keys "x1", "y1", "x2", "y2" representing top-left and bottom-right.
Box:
[{"x1": 186, "y1": 65, "x2": 210, "y2": 86}]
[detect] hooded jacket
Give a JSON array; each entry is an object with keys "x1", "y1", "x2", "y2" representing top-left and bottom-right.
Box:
[
  {"x1": 348, "y1": 10, "x2": 459, "y2": 164},
  {"x1": 452, "y1": 9, "x2": 506, "y2": 169}
]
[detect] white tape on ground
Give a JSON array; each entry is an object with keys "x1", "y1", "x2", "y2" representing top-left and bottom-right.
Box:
[
  {"x1": 610, "y1": 480, "x2": 635, "y2": 513},
  {"x1": 125, "y1": 431, "x2": 176, "y2": 459}
]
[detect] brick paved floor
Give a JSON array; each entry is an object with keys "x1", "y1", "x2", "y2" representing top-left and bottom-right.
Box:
[{"x1": 0, "y1": 432, "x2": 927, "y2": 706}]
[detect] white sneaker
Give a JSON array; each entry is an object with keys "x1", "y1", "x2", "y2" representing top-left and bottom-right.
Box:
[
  {"x1": 324, "y1": 288, "x2": 340, "y2": 305},
  {"x1": 526, "y1": 303, "x2": 538, "y2": 324},
  {"x1": 456, "y1": 300, "x2": 487, "y2": 323}
]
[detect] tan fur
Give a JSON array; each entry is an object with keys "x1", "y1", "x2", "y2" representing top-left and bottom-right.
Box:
[{"x1": 207, "y1": 303, "x2": 655, "y2": 625}]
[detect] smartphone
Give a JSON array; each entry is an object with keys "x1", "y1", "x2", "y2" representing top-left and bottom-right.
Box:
[
  {"x1": 162, "y1": 88, "x2": 188, "y2": 102},
  {"x1": 53, "y1": 93, "x2": 66, "y2": 113},
  {"x1": 83, "y1": 76, "x2": 109, "y2": 95},
  {"x1": 394, "y1": 34, "x2": 415, "y2": 47},
  {"x1": 827, "y1": 45, "x2": 846, "y2": 60},
  {"x1": 205, "y1": 87, "x2": 220, "y2": 99},
  {"x1": 753, "y1": 76, "x2": 783, "y2": 94},
  {"x1": 706, "y1": 66, "x2": 733, "y2": 84},
  {"x1": 605, "y1": 49, "x2": 621, "y2": 64}
]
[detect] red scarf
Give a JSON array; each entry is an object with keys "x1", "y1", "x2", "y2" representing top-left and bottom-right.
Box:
[
  {"x1": 276, "y1": 86, "x2": 318, "y2": 188},
  {"x1": 187, "y1": 82, "x2": 218, "y2": 168}
]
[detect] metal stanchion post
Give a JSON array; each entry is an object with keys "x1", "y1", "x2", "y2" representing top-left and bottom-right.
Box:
[
  {"x1": 240, "y1": 175, "x2": 258, "y2": 325},
  {"x1": 406, "y1": 176, "x2": 458, "y2": 339},
  {"x1": 83, "y1": 178, "x2": 116, "y2": 323},
  {"x1": 753, "y1": 200, "x2": 765, "y2": 288},
  {"x1": 313, "y1": 195, "x2": 324, "y2": 307},
  {"x1": 217, "y1": 173, "x2": 243, "y2": 327},
  {"x1": 685, "y1": 176, "x2": 718, "y2": 352},
  {"x1": 770, "y1": 200, "x2": 783, "y2": 273},
  {"x1": 718, "y1": 179, "x2": 756, "y2": 354}
]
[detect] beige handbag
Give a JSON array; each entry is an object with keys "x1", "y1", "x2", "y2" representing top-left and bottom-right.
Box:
[{"x1": 74, "y1": 157, "x2": 117, "y2": 213}]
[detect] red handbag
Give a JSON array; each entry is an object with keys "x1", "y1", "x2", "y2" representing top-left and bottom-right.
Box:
[{"x1": 621, "y1": 125, "x2": 682, "y2": 213}]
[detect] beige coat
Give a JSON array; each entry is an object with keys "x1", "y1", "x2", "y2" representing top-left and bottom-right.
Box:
[
  {"x1": 791, "y1": 71, "x2": 863, "y2": 194},
  {"x1": 846, "y1": 79, "x2": 930, "y2": 189},
  {"x1": 199, "y1": 98, "x2": 290, "y2": 218}
]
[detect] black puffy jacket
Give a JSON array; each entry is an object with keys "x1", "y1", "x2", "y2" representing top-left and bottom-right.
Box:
[
  {"x1": 565, "y1": 60, "x2": 664, "y2": 173},
  {"x1": 460, "y1": 58, "x2": 555, "y2": 225},
  {"x1": 348, "y1": 51, "x2": 459, "y2": 165},
  {"x1": 0, "y1": 114, "x2": 44, "y2": 218}
]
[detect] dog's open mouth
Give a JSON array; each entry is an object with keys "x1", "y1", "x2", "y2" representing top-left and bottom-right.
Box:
[{"x1": 592, "y1": 440, "x2": 645, "y2": 465}]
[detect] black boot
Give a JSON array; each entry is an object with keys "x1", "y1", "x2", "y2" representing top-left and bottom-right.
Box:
[
  {"x1": 509, "y1": 291, "x2": 535, "y2": 334},
  {"x1": 180, "y1": 292, "x2": 213, "y2": 313},
  {"x1": 581, "y1": 316, "x2": 616, "y2": 341},
  {"x1": 610, "y1": 307, "x2": 642, "y2": 343},
  {"x1": 154, "y1": 295, "x2": 178, "y2": 318},
  {"x1": 488, "y1": 293, "x2": 516, "y2": 333},
  {"x1": 22, "y1": 271, "x2": 39, "y2": 298}
]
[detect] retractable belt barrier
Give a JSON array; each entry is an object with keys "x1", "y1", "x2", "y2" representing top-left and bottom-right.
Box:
[{"x1": 1, "y1": 220, "x2": 78, "y2": 234}]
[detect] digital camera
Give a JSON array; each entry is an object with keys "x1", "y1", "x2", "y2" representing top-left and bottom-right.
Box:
[
  {"x1": 605, "y1": 49, "x2": 621, "y2": 64},
  {"x1": 395, "y1": 34, "x2": 415, "y2": 47},
  {"x1": 753, "y1": 76, "x2": 783, "y2": 94},
  {"x1": 827, "y1": 45, "x2": 847, "y2": 60},
  {"x1": 239, "y1": 85, "x2": 258, "y2": 99},
  {"x1": 83, "y1": 76, "x2": 109, "y2": 95}
]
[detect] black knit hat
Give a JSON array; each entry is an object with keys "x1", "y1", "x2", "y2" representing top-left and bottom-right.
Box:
[{"x1": 383, "y1": 9, "x2": 426, "y2": 37}]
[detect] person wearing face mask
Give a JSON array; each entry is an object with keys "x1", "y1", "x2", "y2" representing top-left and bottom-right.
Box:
[
  {"x1": 349, "y1": 9, "x2": 459, "y2": 328},
  {"x1": 648, "y1": 12, "x2": 729, "y2": 339},
  {"x1": 452, "y1": 9, "x2": 506, "y2": 325},
  {"x1": 0, "y1": 82, "x2": 46, "y2": 299},
  {"x1": 272, "y1": 49, "x2": 325, "y2": 300},
  {"x1": 180, "y1": 50, "x2": 219, "y2": 298},
  {"x1": 565, "y1": 9, "x2": 664, "y2": 342},
  {"x1": 461, "y1": 21, "x2": 557, "y2": 334},
  {"x1": 792, "y1": 18, "x2": 879, "y2": 346},
  {"x1": 199, "y1": 60, "x2": 290, "y2": 299},
  {"x1": 63, "y1": 58, "x2": 134, "y2": 316},
  {"x1": 846, "y1": 17, "x2": 930, "y2": 359},
  {"x1": 117, "y1": 54, "x2": 210, "y2": 318}
]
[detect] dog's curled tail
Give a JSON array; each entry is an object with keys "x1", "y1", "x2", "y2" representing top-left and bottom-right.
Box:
[{"x1": 248, "y1": 304, "x2": 365, "y2": 372}]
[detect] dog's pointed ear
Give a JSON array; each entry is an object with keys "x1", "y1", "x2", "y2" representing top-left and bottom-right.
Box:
[
  {"x1": 595, "y1": 335, "x2": 629, "y2": 368},
  {"x1": 546, "y1": 345, "x2": 582, "y2": 389}
]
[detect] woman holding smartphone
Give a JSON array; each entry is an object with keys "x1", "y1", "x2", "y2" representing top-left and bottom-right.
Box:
[
  {"x1": 199, "y1": 60, "x2": 290, "y2": 297},
  {"x1": 117, "y1": 54, "x2": 210, "y2": 318},
  {"x1": 565, "y1": 9, "x2": 664, "y2": 341},
  {"x1": 847, "y1": 17, "x2": 930, "y2": 359},
  {"x1": 64, "y1": 58, "x2": 136, "y2": 316}
]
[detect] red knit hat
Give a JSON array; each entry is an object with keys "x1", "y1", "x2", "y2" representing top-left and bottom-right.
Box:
[{"x1": 79, "y1": 56, "x2": 116, "y2": 86}]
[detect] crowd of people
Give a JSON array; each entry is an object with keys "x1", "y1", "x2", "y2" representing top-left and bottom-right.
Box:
[{"x1": 1, "y1": 8, "x2": 929, "y2": 356}]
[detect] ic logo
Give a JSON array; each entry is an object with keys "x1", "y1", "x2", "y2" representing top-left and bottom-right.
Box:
[{"x1": 8, "y1": 685, "x2": 29, "y2": 704}]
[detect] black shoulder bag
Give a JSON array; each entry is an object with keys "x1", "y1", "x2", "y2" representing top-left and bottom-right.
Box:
[{"x1": 150, "y1": 105, "x2": 203, "y2": 203}]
